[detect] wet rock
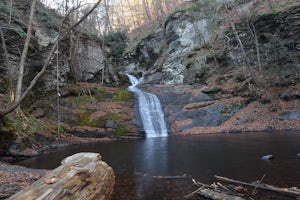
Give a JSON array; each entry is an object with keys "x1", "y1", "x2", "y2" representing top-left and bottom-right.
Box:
[
  {"x1": 147, "y1": 85, "x2": 240, "y2": 134},
  {"x1": 261, "y1": 155, "x2": 275, "y2": 161}
]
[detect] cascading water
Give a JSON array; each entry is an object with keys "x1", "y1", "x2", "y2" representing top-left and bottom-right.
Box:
[{"x1": 126, "y1": 73, "x2": 168, "y2": 138}]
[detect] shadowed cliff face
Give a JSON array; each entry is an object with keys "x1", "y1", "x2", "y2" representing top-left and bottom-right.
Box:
[{"x1": 0, "y1": 0, "x2": 108, "y2": 93}]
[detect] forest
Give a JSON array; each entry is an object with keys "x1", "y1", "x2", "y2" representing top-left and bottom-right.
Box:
[{"x1": 0, "y1": 0, "x2": 299, "y2": 199}]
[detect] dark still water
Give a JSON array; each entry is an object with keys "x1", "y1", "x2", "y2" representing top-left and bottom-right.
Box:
[{"x1": 17, "y1": 132, "x2": 300, "y2": 199}]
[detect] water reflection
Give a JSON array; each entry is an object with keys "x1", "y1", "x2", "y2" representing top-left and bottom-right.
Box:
[
  {"x1": 134, "y1": 137, "x2": 168, "y2": 199},
  {"x1": 17, "y1": 132, "x2": 300, "y2": 199}
]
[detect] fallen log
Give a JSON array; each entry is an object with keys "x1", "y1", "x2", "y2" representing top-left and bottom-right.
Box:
[
  {"x1": 7, "y1": 152, "x2": 115, "y2": 200},
  {"x1": 214, "y1": 175, "x2": 300, "y2": 197},
  {"x1": 184, "y1": 179, "x2": 245, "y2": 200},
  {"x1": 195, "y1": 188, "x2": 245, "y2": 200},
  {"x1": 134, "y1": 171, "x2": 189, "y2": 179}
]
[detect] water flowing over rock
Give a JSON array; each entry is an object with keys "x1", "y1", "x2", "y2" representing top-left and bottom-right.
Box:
[
  {"x1": 126, "y1": 74, "x2": 168, "y2": 137},
  {"x1": 147, "y1": 84, "x2": 236, "y2": 134}
]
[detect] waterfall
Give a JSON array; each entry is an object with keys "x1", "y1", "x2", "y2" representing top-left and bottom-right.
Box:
[{"x1": 126, "y1": 73, "x2": 168, "y2": 138}]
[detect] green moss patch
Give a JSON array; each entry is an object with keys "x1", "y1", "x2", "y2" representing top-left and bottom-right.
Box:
[
  {"x1": 113, "y1": 90, "x2": 133, "y2": 102},
  {"x1": 112, "y1": 124, "x2": 130, "y2": 137}
]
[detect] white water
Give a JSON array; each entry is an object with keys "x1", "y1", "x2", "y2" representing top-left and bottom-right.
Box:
[{"x1": 126, "y1": 74, "x2": 168, "y2": 138}]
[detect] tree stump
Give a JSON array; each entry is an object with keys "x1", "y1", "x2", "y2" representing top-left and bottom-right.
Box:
[{"x1": 7, "y1": 152, "x2": 115, "y2": 200}]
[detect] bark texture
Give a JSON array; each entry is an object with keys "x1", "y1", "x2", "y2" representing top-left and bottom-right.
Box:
[{"x1": 7, "y1": 152, "x2": 115, "y2": 200}]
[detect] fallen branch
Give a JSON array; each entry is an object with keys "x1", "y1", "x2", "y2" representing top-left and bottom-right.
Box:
[
  {"x1": 184, "y1": 179, "x2": 245, "y2": 200},
  {"x1": 251, "y1": 174, "x2": 265, "y2": 195},
  {"x1": 184, "y1": 186, "x2": 205, "y2": 199},
  {"x1": 134, "y1": 171, "x2": 189, "y2": 179},
  {"x1": 195, "y1": 188, "x2": 245, "y2": 200},
  {"x1": 214, "y1": 175, "x2": 300, "y2": 197}
]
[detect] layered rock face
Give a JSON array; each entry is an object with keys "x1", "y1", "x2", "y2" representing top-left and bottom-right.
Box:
[
  {"x1": 147, "y1": 84, "x2": 245, "y2": 134},
  {"x1": 126, "y1": 2, "x2": 300, "y2": 86},
  {"x1": 23, "y1": 29, "x2": 106, "y2": 91},
  {"x1": 134, "y1": 1, "x2": 300, "y2": 135},
  {"x1": 0, "y1": 0, "x2": 107, "y2": 92}
]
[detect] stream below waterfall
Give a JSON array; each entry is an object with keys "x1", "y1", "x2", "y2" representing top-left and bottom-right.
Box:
[{"x1": 17, "y1": 131, "x2": 300, "y2": 199}]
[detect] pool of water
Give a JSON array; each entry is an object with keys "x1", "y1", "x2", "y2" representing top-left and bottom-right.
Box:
[{"x1": 17, "y1": 132, "x2": 300, "y2": 199}]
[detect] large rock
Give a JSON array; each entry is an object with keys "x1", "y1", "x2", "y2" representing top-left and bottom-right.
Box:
[
  {"x1": 8, "y1": 153, "x2": 115, "y2": 200},
  {"x1": 76, "y1": 40, "x2": 105, "y2": 82},
  {"x1": 147, "y1": 85, "x2": 241, "y2": 134}
]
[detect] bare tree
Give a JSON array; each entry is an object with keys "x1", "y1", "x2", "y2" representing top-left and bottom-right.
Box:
[
  {"x1": 0, "y1": 27, "x2": 13, "y2": 102},
  {"x1": 103, "y1": 0, "x2": 112, "y2": 34},
  {"x1": 15, "y1": 0, "x2": 37, "y2": 105},
  {"x1": 247, "y1": 20, "x2": 261, "y2": 72},
  {"x1": 142, "y1": 0, "x2": 152, "y2": 22},
  {"x1": 0, "y1": 0, "x2": 102, "y2": 118},
  {"x1": 9, "y1": 0, "x2": 13, "y2": 25},
  {"x1": 225, "y1": 4, "x2": 260, "y2": 87},
  {"x1": 65, "y1": 0, "x2": 69, "y2": 14}
]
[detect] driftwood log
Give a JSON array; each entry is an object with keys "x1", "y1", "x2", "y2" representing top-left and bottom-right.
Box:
[
  {"x1": 8, "y1": 152, "x2": 115, "y2": 200},
  {"x1": 215, "y1": 175, "x2": 300, "y2": 197}
]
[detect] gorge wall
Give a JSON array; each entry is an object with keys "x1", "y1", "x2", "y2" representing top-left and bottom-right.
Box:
[
  {"x1": 0, "y1": 0, "x2": 115, "y2": 94},
  {"x1": 119, "y1": 0, "x2": 300, "y2": 134},
  {"x1": 1, "y1": 0, "x2": 300, "y2": 142}
]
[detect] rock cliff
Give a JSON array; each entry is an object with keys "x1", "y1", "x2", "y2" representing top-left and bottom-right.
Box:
[{"x1": 121, "y1": 0, "x2": 300, "y2": 134}]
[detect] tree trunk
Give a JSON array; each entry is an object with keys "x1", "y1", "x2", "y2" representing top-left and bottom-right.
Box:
[
  {"x1": 7, "y1": 153, "x2": 115, "y2": 200},
  {"x1": 103, "y1": 0, "x2": 112, "y2": 34},
  {"x1": 248, "y1": 21, "x2": 262, "y2": 71},
  {"x1": 142, "y1": 0, "x2": 152, "y2": 22},
  {"x1": 225, "y1": 5, "x2": 260, "y2": 87},
  {"x1": 0, "y1": 0, "x2": 102, "y2": 118},
  {"x1": 0, "y1": 27, "x2": 13, "y2": 102},
  {"x1": 15, "y1": 0, "x2": 37, "y2": 104}
]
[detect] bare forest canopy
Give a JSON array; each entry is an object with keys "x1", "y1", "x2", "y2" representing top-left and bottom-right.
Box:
[{"x1": 39, "y1": 0, "x2": 185, "y2": 39}]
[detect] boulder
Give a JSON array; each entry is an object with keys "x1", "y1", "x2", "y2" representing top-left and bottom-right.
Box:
[{"x1": 7, "y1": 152, "x2": 115, "y2": 200}]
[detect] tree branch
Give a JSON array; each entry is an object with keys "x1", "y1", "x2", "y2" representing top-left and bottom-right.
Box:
[
  {"x1": 15, "y1": 0, "x2": 37, "y2": 103},
  {"x1": 0, "y1": 0, "x2": 102, "y2": 118},
  {"x1": 225, "y1": 4, "x2": 260, "y2": 87}
]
